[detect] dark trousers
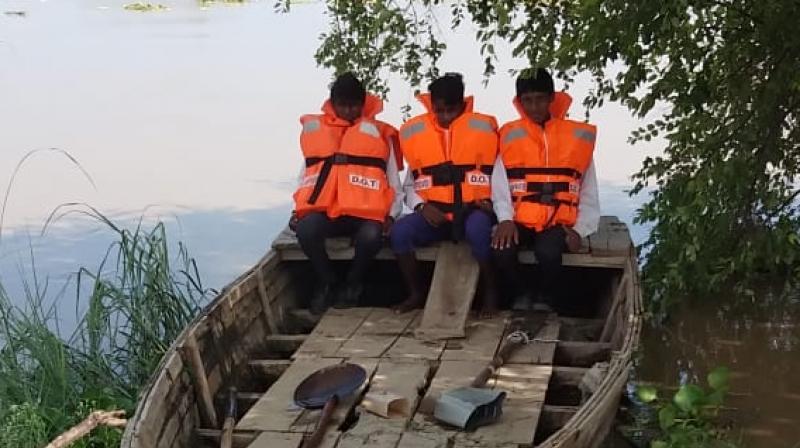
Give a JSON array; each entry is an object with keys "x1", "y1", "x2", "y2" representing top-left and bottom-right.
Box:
[
  {"x1": 390, "y1": 209, "x2": 494, "y2": 262},
  {"x1": 295, "y1": 213, "x2": 383, "y2": 285},
  {"x1": 493, "y1": 224, "x2": 566, "y2": 299}
]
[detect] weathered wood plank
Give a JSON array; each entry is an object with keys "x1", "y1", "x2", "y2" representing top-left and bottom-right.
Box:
[
  {"x1": 385, "y1": 315, "x2": 446, "y2": 361},
  {"x1": 457, "y1": 364, "x2": 551, "y2": 447},
  {"x1": 440, "y1": 314, "x2": 508, "y2": 362},
  {"x1": 247, "y1": 432, "x2": 303, "y2": 448},
  {"x1": 278, "y1": 245, "x2": 627, "y2": 268},
  {"x1": 265, "y1": 334, "x2": 307, "y2": 354},
  {"x1": 236, "y1": 357, "x2": 342, "y2": 431},
  {"x1": 554, "y1": 341, "x2": 612, "y2": 367},
  {"x1": 416, "y1": 360, "x2": 487, "y2": 415},
  {"x1": 415, "y1": 243, "x2": 480, "y2": 340},
  {"x1": 507, "y1": 315, "x2": 561, "y2": 364},
  {"x1": 274, "y1": 225, "x2": 628, "y2": 268},
  {"x1": 247, "y1": 359, "x2": 292, "y2": 378},
  {"x1": 540, "y1": 404, "x2": 579, "y2": 431},
  {"x1": 196, "y1": 429, "x2": 257, "y2": 448},
  {"x1": 336, "y1": 308, "x2": 418, "y2": 358},
  {"x1": 396, "y1": 429, "x2": 451, "y2": 448},
  {"x1": 338, "y1": 361, "x2": 431, "y2": 448},
  {"x1": 293, "y1": 308, "x2": 372, "y2": 359}
]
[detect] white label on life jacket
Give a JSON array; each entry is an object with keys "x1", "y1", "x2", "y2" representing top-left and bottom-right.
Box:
[
  {"x1": 509, "y1": 179, "x2": 527, "y2": 194},
  {"x1": 414, "y1": 175, "x2": 432, "y2": 191},
  {"x1": 466, "y1": 171, "x2": 491, "y2": 186},
  {"x1": 349, "y1": 174, "x2": 381, "y2": 190},
  {"x1": 300, "y1": 173, "x2": 319, "y2": 188}
]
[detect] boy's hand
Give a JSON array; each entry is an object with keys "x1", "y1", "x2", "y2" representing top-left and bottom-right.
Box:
[
  {"x1": 564, "y1": 227, "x2": 582, "y2": 252},
  {"x1": 492, "y1": 220, "x2": 518, "y2": 249},
  {"x1": 419, "y1": 203, "x2": 447, "y2": 227}
]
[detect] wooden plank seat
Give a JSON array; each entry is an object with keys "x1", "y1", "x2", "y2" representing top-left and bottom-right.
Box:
[{"x1": 272, "y1": 215, "x2": 630, "y2": 268}]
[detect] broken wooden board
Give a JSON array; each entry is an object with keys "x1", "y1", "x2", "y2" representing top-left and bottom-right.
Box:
[
  {"x1": 293, "y1": 308, "x2": 372, "y2": 359},
  {"x1": 507, "y1": 314, "x2": 561, "y2": 364},
  {"x1": 247, "y1": 432, "x2": 302, "y2": 448},
  {"x1": 440, "y1": 314, "x2": 508, "y2": 362},
  {"x1": 236, "y1": 357, "x2": 342, "y2": 431},
  {"x1": 336, "y1": 309, "x2": 418, "y2": 358},
  {"x1": 457, "y1": 364, "x2": 552, "y2": 447},
  {"x1": 415, "y1": 242, "x2": 480, "y2": 340},
  {"x1": 416, "y1": 360, "x2": 487, "y2": 415},
  {"x1": 338, "y1": 360, "x2": 431, "y2": 448},
  {"x1": 385, "y1": 315, "x2": 446, "y2": 361}
]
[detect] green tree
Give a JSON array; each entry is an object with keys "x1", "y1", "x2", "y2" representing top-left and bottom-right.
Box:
[{"x1": 278, "y1": 0, "x2": 800, "y2": 313}]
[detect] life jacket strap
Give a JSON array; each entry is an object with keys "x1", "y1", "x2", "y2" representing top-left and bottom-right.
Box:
[
  {"x1": 305, "y1": 154, "x2": 387, "y2": 205},
  {"x1": 411, "y1": 162, "x2": 494, "y2": 186},
  {"x1": 506, "y1": 167, "x2": 582, "y2": 180},
  {"x1": 519, "y1": 194, "x2": 578, "y2": 207}
]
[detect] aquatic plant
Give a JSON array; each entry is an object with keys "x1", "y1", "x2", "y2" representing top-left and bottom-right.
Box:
[
  {"x1": 123, "y1": 3, "x2": 168, "y2": 11},
  {"x1": 0, "y1": 213, "x2": 209, "y2": 447},
  {"x1": 635, "y1": 367, "x2": 739, "y2": 448}
]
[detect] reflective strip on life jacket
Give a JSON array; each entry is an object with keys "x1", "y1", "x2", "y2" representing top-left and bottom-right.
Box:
[
  {"x1": 302, "y1": 119, "x2": 321, "y2": 133},
  {"x1": 400, "y1": 121, "x2": 426, "y2": 140},
  {"x1": 573, "y1": 128, "x2": 596, "y2": 143}
]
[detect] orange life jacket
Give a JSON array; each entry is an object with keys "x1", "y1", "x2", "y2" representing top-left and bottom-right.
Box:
[
  {"x1": 499, "y1": 92, "x2": 596, "y2": 231},
  {"x1": 293, "y1": 94, "x2": 397, "y2": 222},
  {"x1": 399, "y1": 94, "x2": 498, "y2": 220}
]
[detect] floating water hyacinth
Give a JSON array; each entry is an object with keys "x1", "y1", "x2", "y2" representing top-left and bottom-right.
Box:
[{"x1": 123, "y1": 3, "x2": 169, "y2": 11}]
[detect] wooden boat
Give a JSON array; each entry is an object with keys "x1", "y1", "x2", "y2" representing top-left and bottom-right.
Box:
[{"x1": 121, "y1": 215, "x2": 641, "y2": 448}]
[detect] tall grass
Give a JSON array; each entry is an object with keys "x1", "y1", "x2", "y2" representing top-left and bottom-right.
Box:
[{"x1": 0, "y1": 213, "x2": 211, "y2": 447}]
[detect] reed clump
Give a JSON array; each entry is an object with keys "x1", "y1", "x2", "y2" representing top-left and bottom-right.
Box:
[{"x1": 0, "y1": 216, "x2": 211, "y2": 447}]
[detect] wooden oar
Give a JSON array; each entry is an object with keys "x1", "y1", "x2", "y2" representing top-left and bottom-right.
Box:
[
  {"x1": 220, "y1": 387, "x2": 237, "y2": 448},
  {"x1": 470, "y1": 312, "x2": 548, "y2": 387}
]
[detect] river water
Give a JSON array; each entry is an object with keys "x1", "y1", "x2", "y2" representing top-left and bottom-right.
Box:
[{"x1": 1, "y1": 1, "x2": 798, "y2": 446}]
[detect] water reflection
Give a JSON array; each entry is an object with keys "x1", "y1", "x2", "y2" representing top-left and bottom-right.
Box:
[{"x1": 637, "y1": 293, "x2": 800, "y2": 446}]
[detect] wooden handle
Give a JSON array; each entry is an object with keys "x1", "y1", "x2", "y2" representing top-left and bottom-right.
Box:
[
  {"x1": 470, "y1": 336, "x2": 525, "y2": 388},
  {"x1": 302, "y1": 396, "x2": 338, "y2": 448},
  {"x1": 220, "y1": 387, "x2": 238, "y2": 448}
]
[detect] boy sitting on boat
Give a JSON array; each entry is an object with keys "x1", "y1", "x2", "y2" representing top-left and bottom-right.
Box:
[
  {"x1": 492, "y1": 68, "x2": 601, "y2": 311},
  {"x1": 290, "y1": 73, "x2": 403, "y2": 314},
  {"x1": 390, "y1": 73, "x2": 511, "y2": 317}
]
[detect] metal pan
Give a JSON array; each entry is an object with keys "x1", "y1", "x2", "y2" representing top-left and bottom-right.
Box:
[{"x1": 294, "y1": 363, "x2": 367, "y2": 448}]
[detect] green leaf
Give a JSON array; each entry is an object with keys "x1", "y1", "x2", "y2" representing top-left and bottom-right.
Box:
[
  {"x1": 636, "y1": 385, "x2": 658, "y2": 403},
  {"x1": 707, "y1": 366, "x2": 730, "y2": 391},
  {"x1": 658, "y1": 405, "x2": 677, "y2": 430},
  {"x1": 673, "y1": 384, "x2": 705, "y2": 413},
  {"x1": 651, "y1": 441, "x2": 668, "y2": 448}
]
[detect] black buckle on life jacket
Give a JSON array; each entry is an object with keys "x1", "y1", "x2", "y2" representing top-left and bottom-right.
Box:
[{"x1": 332, "y1": 153, "x2": 349, "y2": 164}]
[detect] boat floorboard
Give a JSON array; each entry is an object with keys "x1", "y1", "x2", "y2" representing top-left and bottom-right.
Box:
[{"x1": 237, "y1": 308, "x2": 565, "y2": 447}]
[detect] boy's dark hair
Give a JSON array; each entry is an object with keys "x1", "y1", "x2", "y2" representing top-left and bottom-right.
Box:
[
  {"x1": 428, "y1": 72, "x2": 465, "y2": 105},
  {"x1": 330, "y1": 72, "x2": 366, "y2": 104},
  {"x1": 515, "y1": 68, "x2": 555, "y2": 96}
]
